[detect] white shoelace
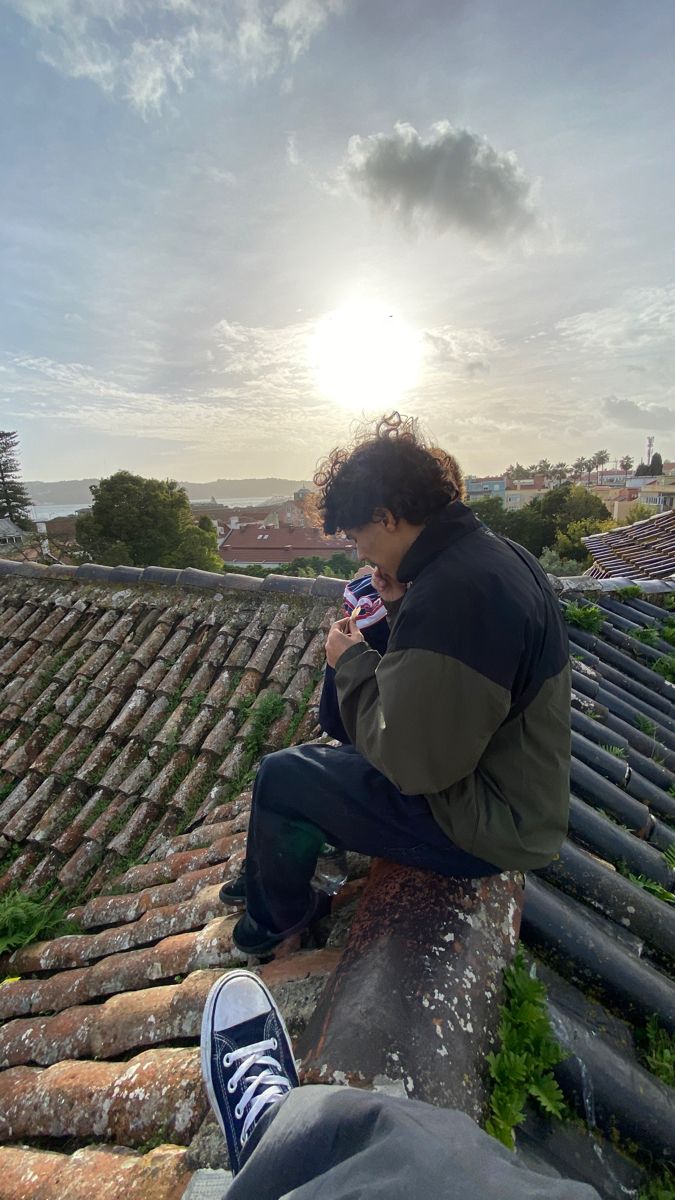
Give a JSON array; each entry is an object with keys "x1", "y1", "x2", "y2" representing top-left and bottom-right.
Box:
[{"x1": 223, "y1": 1037, "x2": 293, "y2": 1145}]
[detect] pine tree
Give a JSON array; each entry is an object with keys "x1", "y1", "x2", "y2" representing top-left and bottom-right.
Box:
[{"x1": 0, "y1": 432, "x2": 32, "y2": 527}]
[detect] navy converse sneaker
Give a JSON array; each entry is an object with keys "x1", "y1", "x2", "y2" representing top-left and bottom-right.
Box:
[
  {"x1": 219, "y1": 865, "x2": 247, "y2": 908},
  {"x1": 200, "y1": 969, "x2": 298, "y2": 1174}
]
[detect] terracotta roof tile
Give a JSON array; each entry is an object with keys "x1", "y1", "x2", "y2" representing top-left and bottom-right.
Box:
[
  {"x1": 0, "y1": 565, "x2": 673, "y2": 1197},
  {"x1": 0, "y1": 1143, "x2": 191, "y2": 1200}
]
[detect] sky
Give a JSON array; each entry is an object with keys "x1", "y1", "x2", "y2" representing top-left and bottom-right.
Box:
[{"x1": 1, "y1": 0, "x2": 674, "y2": 483}]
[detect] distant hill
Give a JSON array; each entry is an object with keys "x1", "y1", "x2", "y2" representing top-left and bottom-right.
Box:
[{"x1": 26, "y1": 478, "x2": 310, "y2": 505}]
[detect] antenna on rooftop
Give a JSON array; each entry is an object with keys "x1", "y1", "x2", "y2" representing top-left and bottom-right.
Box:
[{"x1": 646, "y1": 435, "x2": 655, "y2": 466}]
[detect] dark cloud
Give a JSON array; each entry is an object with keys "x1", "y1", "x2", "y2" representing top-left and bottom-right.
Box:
[
  {"x1": 602, "y1": 395, "x2": 675, "y2": 432},
  {"x1": 343, "y1": 121, "x2": 537, "y2": 241}
]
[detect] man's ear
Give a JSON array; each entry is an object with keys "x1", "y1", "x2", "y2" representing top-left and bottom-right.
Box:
[{"x1": 377, "y1": 508, "x2": 398, "y2": 532}]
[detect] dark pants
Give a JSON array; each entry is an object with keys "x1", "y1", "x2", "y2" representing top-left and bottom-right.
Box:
[
  {"x1": 229, "y1": 1085, "x2": 600, "y2": 1200},
  {"x1": 244, "y1": 743, "x2": 500, "y2": 937}
]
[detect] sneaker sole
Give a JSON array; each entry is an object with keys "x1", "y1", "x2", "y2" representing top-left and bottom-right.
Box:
[
  {"x1": 199, "y1": 969, "x2": 296, "y2": 1158},
  {"x1": 219, "y1": 893, "x2": 246, "y2": 910}
]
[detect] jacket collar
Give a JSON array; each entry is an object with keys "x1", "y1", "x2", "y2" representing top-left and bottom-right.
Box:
[{"x1": 397, "y1": 501, "x2": 481, "y2": 583}]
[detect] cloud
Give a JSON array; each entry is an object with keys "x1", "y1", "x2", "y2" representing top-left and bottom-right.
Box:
[
  {"x1": 286, "y1": 131, "x2": 300, "y2": 167},
  {"x1": 422, "y1": 324, "x2": 500, "y2": 380},
  {"x1": 342, "y1": 121, "x2": 538, "y2": 241},
  {"x1": 557, "y1": 286, "x2": 675, "y2": 351},
  {"x1": 602, "y1": 395, "x2": 675, "y2": 433},
  {"x1": 9, "y1": 0, "x2": 349, "y2": 117}
]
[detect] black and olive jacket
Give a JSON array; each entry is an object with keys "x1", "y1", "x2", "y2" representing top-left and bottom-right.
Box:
[{"x1": 335, "y1": 501, "x2": 571, "y2": 870}]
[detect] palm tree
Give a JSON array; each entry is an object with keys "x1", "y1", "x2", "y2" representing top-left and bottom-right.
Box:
[
  {"x1": 619, "y1": 455, "x2": 634, "y2": 484},
  {"x1": 593, "y1": 449, "x2": 610, "y2": 484},
  {"x1": 553, "y1": 461, "x2": 568, "y2": 484},
  {"x1": 571, "y1": 457, "x2": 587, "y2": 481},
  {"x1": 536, "y1": 459, "x2": 553, "y2": 479}
]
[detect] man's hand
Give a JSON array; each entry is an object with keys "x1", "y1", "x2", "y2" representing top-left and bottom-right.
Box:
[
  {"x1": 371, "y1": 566, "x2": 407, "y2": 604},
  {"x1": 325, "y1": 615, "x2": 365, "y2": 668}
]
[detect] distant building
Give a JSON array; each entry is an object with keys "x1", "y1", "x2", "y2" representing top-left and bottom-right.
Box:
[
  {"x1": 583, "y1": 508, "x2": 675, "y2": 578},
  {"x1": 640, "y1": 477, "x2": 675, "y2": 512},
  {"x1": 0, "y1": 519, "x2": 26, "y2": 548},
  {"x1": 466, "y1": 476, "x2": 506, "y2": 501},
  {"x1": 220, "y1": 523, "x2": 356, "y2": 568}
]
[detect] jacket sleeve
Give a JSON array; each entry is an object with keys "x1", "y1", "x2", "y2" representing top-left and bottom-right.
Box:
[{"x1": 334, "y1": 642, "x2": 511, "y2": 795}]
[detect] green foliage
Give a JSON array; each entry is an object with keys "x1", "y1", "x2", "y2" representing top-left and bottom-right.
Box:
[
  {"x1": 664, "y1": 595, "x2": 675, "y2": 612},
  {"x1": 486, "y1": 949, "x2": 566, "y2": 1149},
  {"x1": 0, "y1": 430, "x2": 32, "y2": 525},
  {"x1": 242, "y1": 692, "x2": 286, "y2": 759},
  {"x1": 284, "y1": 679, "x2": 318, "y2": 746},
  {"x1": 472, "y1": 484, "x2": 612, "y2": 560},
  {"x1": 626, "y1": 873, "x2": 675, "y2": 906},
  {"x1": 663, "y1": 842, "x2": 675, "y2": 871},
  {"x1": 635, "y1": 714, "x2": 658, "y2": 737},
  {"x1": 221, "y1": 550, "x2": 358, "y2": 580},
  {"x1": 538, "y1": 548, "x2": 581, "y2": 577},
  {"x1": 601, "y1": 743, "x2": 626, "y2": 758},
  {"x1": 554, "y1": 517, "x2": 614, "y2": 564},
  {"x1": 633, "y1": 628, "x2": 659, "y2": 647},
  {"x1": 563, "y1": 602, "x2": 603, "y2": 633},
  {"x1": 614, "y1": 586, "x2": 642, "y2": 600},
  {"x1": 0, "y1": 889, "x2": 82, "y2": 955},
  {"x1": 660, "y1": 625, "x2": 675, "y2": 648},
  {"x1": 619, "y1": 503, "x2": 652, "y2": 526},
  {"x1": 76, "y1": 470, "x2": 221, "y2": 570},
  {"x1": 164, "y1": 522, "x2": 222, "y2": 572},
  {"x1": 640, "y1": 1166, "x2": 675, "y2": 1200},
  {"x1": 640, "y1": 1016, "x2": 674, "y2": 1088},
  {"x1": 654, "y1": 655, "x2": 675, "y2": 684}
]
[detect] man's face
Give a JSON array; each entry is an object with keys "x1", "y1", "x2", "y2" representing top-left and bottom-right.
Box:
[{"x1": 345, "y1": 516, "x2": 405, "y2": 579}]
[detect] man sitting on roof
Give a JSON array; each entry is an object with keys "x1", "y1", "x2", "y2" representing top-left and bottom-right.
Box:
[{"x1": 220, "y1": 413, "x2": 571, "y2": 955}]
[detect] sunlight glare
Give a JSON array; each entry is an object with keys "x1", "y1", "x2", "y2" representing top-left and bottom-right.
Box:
[{"x1": 310, "y1": 301, "x2": 422, "y2": 410}]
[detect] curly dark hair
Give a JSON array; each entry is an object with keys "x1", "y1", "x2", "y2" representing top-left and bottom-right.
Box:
[{"x1": 314, "y1": 413, "x2": 464, "y2": 534}]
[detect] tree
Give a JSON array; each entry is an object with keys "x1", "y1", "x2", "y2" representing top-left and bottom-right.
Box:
[
  {"x1": 554, "y1": 517, "x2": 615, "y2": 564},
  {"x1": 650, "y1": 451, "x2": 663, "y2": 475},
  {"x1": 76, "y1": 470, "x2": 222, "y2": 569},
  {"x1": 593, "y1": 449, "x2": 610, "y2": 483},
  {"x1": 619, "y1": 455, "x2": 634, "y2": 483},
  {"x1": 634, "y1": 461, "x2": 652, "y2": 477},
  {"x1": 536, "y1": 459, "x2": 552, "y2": 479},
  {"x1": 166, "y1": 523, "x2": 222, "y2": 571},
  {"x1": 0, "y1": 431, "x2": 32, "y2": 528},
  {"x1": 505, "y1": 462, "x2": 530, "y2": 480},
  {"x1": 618, "y1": 502, "x2": 652, "y2": 526},
  {"x1": 552, "y1": 462, "x2": 568, "y2": 484},
  {"x1": 570, "y1": 457, "x2": 587, "y2": 481},
  {"x1": 198, "y1": 515, "x2": 215, "y2": 532},
  {"x1": 538, "y1": 548, "x2": 583, "y2": 577}
]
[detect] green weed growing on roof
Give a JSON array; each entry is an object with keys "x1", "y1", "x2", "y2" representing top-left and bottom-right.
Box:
[
  {"x1": 662, "y1": 842, "x2": 675, "y2": 871},
  {"x1": 284, "y1": 677, "x2": 320, "y2": 747},
  {"x1": 635, "y1": 714, "x2": 658, "y2": 738},
  {"x1": 654, "y1": 655, "x2": 675, "y2": 684},
  {"x1": 601, "y1": 743, "x2": 627, "y2": 759},
  {"x1": 243, "y1": 692, "x2": 286, "y2": 760},
  {"x1": 632, "y1": 628, "x2": 659, "y2": 648},
  {"x1": 626, "y1": 872, "x2": 675, "y2": 907},
  {"x1": 0, "y1": 889, "x2": 82, "y2": 956},
  {"x1": 486, "y1": 948, "x2": 566, "y2": 1149},
  {"x1": 563, "y1": 603, "x2": 603, "y2": 633},
  {"x1": 660, "y1": 625, "x2": 675, "y2": 648},
  {"x1": 639, "y1": 1016, "x2": 674, "y2": 1088},
  {"x1": 640, "y1": 1166, "x2": 675, "y2": 1200},
  {"x1": 614, "y1": 587, "x2": 643, "y2": 601}
]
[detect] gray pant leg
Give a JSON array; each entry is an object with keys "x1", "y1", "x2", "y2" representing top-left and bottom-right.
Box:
[{"x1": 227, "y1": 1085, "x2": 601, "y2": 1200}]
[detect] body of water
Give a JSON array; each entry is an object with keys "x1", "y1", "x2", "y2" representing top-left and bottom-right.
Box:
[{"x1": 30, "y1": 496, "x2": 287, "y2": 522}]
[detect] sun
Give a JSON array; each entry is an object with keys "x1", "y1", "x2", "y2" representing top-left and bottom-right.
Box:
[{"x1": 310, "y1": 301, "x2": 422, "y2": 410}]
